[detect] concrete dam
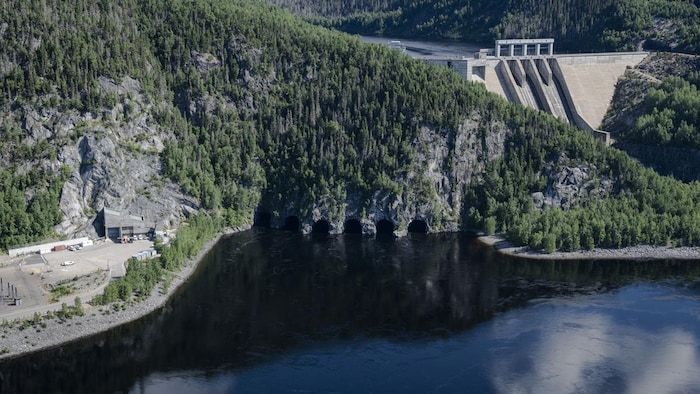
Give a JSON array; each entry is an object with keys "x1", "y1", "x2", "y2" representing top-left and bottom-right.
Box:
[{"x1": 411, "y1": 39, "x2": 648, "y2": 144}]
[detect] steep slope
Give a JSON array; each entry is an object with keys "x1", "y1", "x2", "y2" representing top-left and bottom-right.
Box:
[
  {"x1": 1, "y1": 0, "x2": 700, "y2": 252},
  {"x1": 0, "y1": 1, "x2": 197, "y2": 248},
  {"x1": 268, "y1": 0, "x2": 700, "y2": 54},
  {"x1": 602, "y1": 53, "x2": 700, "y2": 181}
]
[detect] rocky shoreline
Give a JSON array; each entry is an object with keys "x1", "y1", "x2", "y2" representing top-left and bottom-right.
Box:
[
  {"x1": 478, "y1": 235, "x2": 700, "y2": 260},
  {"x1": 0, "y1": 227, "x2": 244, "y2": 361}
]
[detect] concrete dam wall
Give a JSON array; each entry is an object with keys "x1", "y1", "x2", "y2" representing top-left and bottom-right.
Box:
[
  {"x1": 424, "y1": 49, "x2": 648, "y2": 144},
  {"x1": 554, "y1": 53, "x2": 647, "y2": 130}
]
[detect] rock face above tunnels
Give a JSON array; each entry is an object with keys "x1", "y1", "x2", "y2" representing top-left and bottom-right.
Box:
[{"x1": 257, "y1": 117, "x2": 510, "y2": 235}]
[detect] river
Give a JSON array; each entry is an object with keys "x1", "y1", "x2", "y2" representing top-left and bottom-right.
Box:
[{"x1": 2, "y1": 229, "x2": 700, "y2": 393}]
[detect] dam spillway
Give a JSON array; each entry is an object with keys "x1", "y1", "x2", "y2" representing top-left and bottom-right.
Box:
[
  {"x1": 500, "y1": 59, "x2": 541, "y2": 110},
  {"x1": 534, "y1": 58, "x2": 569, "y2": 122},
  {"x1": 405, "y1": 39, "x2": 648, "y2": 144}
]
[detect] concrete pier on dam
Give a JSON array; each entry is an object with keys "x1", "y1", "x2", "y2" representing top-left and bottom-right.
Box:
[{"x1": 397, "y1": 38, "x2": 648, "y2": 145}]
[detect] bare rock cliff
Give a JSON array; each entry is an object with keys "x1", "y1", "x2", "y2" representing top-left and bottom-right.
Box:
[
  {"x1": 11, "y1": 76, "x2": 198, "y2": 238},
  {"x1": 270, "y1": 115, "x2": 509, "y2": 235}
]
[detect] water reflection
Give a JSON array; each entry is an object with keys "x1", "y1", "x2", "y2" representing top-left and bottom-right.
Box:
[
  {"x1": 1, "y1": 229, "x2": 700, "y2": 393},
  {"x1": 131, "y1": 371, "x2": 236, "y2": 394},
  {"x1": 489, "y1": 286, "x2": 700, "y2": 393}
]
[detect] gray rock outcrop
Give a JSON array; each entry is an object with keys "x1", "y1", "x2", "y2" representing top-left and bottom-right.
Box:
[
  {"x1": 533, "y1": 161, "x2": 613, "y2": 210},
  {"x1": 8, "y1": 76, "x2": 199, "y2": 238},
  {"x1": 265, "y1": 115, "x2": 509, "y2": 235}
]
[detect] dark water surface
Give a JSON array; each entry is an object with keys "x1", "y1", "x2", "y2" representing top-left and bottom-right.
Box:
[{"x1": 2, "y1": 229, "x2": 700, "y2": 393}]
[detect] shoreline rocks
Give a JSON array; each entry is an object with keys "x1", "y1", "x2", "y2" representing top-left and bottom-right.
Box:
[{"x1": 478, "y1": 235, "x2": 700, "y2": 260}]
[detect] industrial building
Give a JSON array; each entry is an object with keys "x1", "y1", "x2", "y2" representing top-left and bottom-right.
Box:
[{"x1": 101, "y1": 208, "x2": 153, "y2": 240}]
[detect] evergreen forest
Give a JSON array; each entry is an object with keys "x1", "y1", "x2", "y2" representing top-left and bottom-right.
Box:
[
  {"x1": 269, "y1": 0, "x2": 700, "y2": 53},
  {"x1": 1, "y1": 0, "x2": 700, "y2": 253}
]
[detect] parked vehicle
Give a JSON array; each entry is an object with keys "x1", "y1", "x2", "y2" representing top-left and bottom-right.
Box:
[{"x1": 61, "y1": 260, "x2": 75, "y2": 266}]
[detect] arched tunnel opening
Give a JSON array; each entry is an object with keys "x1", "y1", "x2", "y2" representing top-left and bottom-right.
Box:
[
  {"x1": 375, "y1": 219, "x2": 395, "y2": 235},
  {"x1": 312, "y1": 219, "x2": 330, "y2": 234},
  {"x1": 283, "y1": 216, "x2": 300, "y2": 232},
  {"x1": 344, "y1": 219, "x2": 363, "y2": 234},
  {"x1": 408, "y1": 219, "x2": 428, "y2": 233},
  {"x1": 253, "y1": 211, "x2": 271, "y2": 228}
]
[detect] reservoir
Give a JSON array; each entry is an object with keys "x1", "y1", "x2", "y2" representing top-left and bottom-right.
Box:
[
  {"x1": 2, "y1": 229, "x2": 700, "y2": 393},
  {"x1": 360, "y1": 35, "x2": 482, "y2": 59}
]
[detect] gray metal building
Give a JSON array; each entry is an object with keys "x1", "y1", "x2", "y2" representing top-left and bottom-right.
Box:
[{"x1": 102, "y1": 208, "x2": 153, "y2": 239}]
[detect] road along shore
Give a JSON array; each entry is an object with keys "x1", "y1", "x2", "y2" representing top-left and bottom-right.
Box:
[{"x1": 0, "y1": 227, "x2": 245, "y2": 361}]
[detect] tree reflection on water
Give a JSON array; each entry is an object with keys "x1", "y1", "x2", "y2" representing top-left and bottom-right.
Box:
[{"x1": 2, "y1": 228, "x2": 700, "y2": 393}]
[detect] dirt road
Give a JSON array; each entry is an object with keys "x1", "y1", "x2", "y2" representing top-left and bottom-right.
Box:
[{"x1": 0, "y1": 239, "x2": 155, "y2": 322}]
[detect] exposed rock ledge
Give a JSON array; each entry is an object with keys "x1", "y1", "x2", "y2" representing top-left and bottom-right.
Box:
[
  {"x1": 0, "y1": 226, "x2": 249, "y2": 361},
  {"x1": 479, "y1": 235, "x2": 700, "y2": 260}
]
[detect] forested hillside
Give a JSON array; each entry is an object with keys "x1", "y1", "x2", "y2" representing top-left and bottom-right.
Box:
[
  {"x1": 2, "y1": 0, "x2": 700, "y2": 252},
  {"x1": 0, "y1": 0, "x2": 183, "y2": 249},
  {"x1": 601, "y1": 53, "x2": 700, "y2": 181},
  {"x1": 268, "y1": 0, "x2": 700, "y2": 53}
]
